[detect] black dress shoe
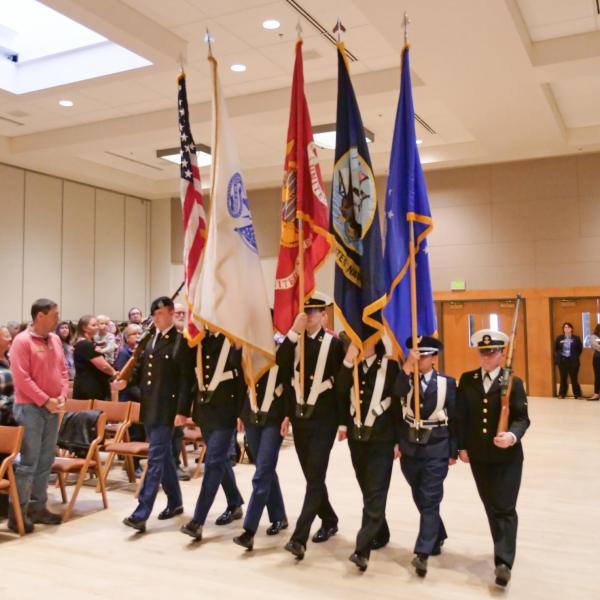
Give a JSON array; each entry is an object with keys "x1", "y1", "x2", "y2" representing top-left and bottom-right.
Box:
[
  {"x1": 123, "y1": 516, "x2": 146, "y2": 533},
  {"x1": 157, "y1": 506, "x2": 184, "y2": 520},
  {"x1": 7, "y1": 516, "x2": 34, "y2": 534},
  {"x1": 349, "y1": 552, "x2": 368, "y2": 572},
  {"x1": 266, "y1": 518, "x2": 288, "y2": 536},
  {"x1": 284, "y1": 539, "x2": 305, "y2": 560},
  {"x1": 180, "y1": 520, "x2": 203, "y2": 540},
  {"x1": 215, "y1": 505, "x2": 243, "y2": 526},
  {"x1": 370, "y1": 537, "x2": 389, "y2": 550},
  {"x1": 233, "y1": 530, "x2": 254, "y2": 550},
  {"x1": 411, "y1": 554, "x2": 428, "y2": 577},
  {"x1": 29, "y1": 508, "x2": 62, "y2": 525},
  {"x1": 431, "y1": 539, "x2": 444, "y2": 556},
  {"x1": 311, "y1": 525, "x2": 338, "y2": 543},
  {"x1": 494, "y1": 563, "x2": 511, "y2": 587}
]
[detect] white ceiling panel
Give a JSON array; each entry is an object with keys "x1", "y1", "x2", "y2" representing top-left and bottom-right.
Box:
[{"x1": 551, "y1": 76, "x2": 600, "y2": 128}]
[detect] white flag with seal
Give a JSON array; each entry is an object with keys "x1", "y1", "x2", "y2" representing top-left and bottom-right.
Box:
[{"x1": 191, "y1": 53, "x2": 275, "y2": 383}]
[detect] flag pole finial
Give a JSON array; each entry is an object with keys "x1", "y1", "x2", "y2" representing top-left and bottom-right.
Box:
[
  {"x1": 296, "y1": 19, "x2": 303, "y2": 40},
  {"x1": 178, "y1": 53, "x2": 185, "y2": 74},
  {"x1": 332, "y1": 18, "x2": 346, "y2": 42},
  {"x1": 204, "y1": 29, "x2": 215, "y2": 57},
  {"x1": 403, "y1": 12, "x2": 410, "y2": 46}
]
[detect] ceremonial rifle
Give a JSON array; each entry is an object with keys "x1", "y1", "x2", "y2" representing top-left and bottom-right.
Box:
[
  {"x1": 497, "y1": 294, "x2": 522, "y2": 434},
  {"x1": 116, "y1": 281, "x2": 185, "y2": 383}
]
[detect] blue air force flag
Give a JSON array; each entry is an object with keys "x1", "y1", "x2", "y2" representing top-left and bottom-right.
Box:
[
  {"x1": 383, "y1": 45, "x2": 436, "y2": 358},
  {"x1": 330, "y1": 43, "x2": 386, "y2": 351}
]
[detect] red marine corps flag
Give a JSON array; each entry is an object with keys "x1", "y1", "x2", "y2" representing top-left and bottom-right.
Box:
[{"x1": 273, "y1": 37, "x2": 331, "y2": 334}]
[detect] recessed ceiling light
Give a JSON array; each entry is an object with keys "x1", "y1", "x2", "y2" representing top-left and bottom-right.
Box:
[
  {"x1": 58, "y1": 99, "x2": 74, "y2": 107},
  {"x1": 262, "y1": 19, "x2": 281, "y2": 30},
  {"x1": 416, "y1": 138, "x2": 423, "y2": 145},
  {"x1": 313, "y1": 124, "x2": 374, "y2": 150},
  {"x1": 230, "y1": 63, "x2": 246, "y2": 72},
  {"x1": 156, "y1": 145, "x2": 212, "y2": 168}
]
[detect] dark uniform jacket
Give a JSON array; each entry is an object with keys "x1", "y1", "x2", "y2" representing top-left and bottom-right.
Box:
[
  {"x1": 131, "y1": 326, "x2": 195, "y2": 427},
  {"x1": 179, "y1": 333, "x2": 245, "y2": 435},
  {"x1": 280, "y1": 328, "x2": 345, "y2": 426},
  {"x1": 394, "y1": 369, "x2": 458, "y2": 459},
  {"x1": 335, "y1": 355, "x2": 400, "y2": 443},
  {"x1": 457, "y1": 369, "x2": 530, "y2": 464},
  {"x1": 241, "y1": 342, "x2": 295, "y2": 428}
]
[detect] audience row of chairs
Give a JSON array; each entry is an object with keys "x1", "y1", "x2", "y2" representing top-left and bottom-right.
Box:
[{"x1": 0, "y1": 400, "x2": 208, "y2": 535}]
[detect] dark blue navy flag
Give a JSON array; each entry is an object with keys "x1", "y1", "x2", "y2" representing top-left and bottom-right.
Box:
[
  {"x1": 383, "y1": 45, "x2": 436, "y2": 358},
  {"x1": 330, "y1": 43, "x2": 386, "y2": 351}
]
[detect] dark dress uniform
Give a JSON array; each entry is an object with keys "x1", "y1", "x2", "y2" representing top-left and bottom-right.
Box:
[
  {"x1": 237, "y1": 341, "x2": 295, "y2": 539},
  {"x1": 457, "y1": 368, "x2": 530, "y2": 570},
  {"x1": 129, "y1": 324, "x2": 195, "y2": 522},
  {"x1": 282, "y1": 326, "x2": 345, "y2": 552},
  {"x1": 394, "y1": 368, "x2": 457, "y2": 558},
  {"x1": 554, "y1": 334, "x2": 583, "y2": 398},
  {"x1": 180, "y1": 332, "x2": 245, "y2": 527},
  {"x1": 336, "y1": 350, "x2": 400, "y2": 566}
]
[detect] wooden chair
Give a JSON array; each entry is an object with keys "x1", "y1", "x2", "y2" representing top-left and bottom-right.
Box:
[
  {"x1": 52, "y1": 409, "x2": 107, "y2": 522},
  {"x1": 0, "y1": 426, "x2": 25, "y2": 536},
  {"x1": 64, "y1": 399, "x2": 93, "y2": 411},
  {"x1": 181, "y1": 423, "x2": 207, "y2": 479},
  {"x1": 91, "y1": 400, "x2": 131, "y2": 490},
  {"x1": 102, "y1": 403, "x2": 149, "y2": 496}
]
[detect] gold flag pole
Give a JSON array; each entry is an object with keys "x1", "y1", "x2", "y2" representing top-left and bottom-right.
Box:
[
  {"x1": 402, "y1": 13, "x2": 420, "y2": 425},
  {"x1": 334, "y1": 17, "x2": 362, "y2": 429}
]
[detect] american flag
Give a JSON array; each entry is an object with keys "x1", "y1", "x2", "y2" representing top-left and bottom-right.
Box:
[{"x1": 178, "y1": 71, "x2": 207, "y2": 344}]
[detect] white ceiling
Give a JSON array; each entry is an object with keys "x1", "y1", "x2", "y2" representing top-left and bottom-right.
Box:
[{"x1": 2, "y1": 0, "x2": 600, "y2": 198}]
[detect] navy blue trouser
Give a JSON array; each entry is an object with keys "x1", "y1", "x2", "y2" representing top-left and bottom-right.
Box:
[
  {"x1": 400, "y1": 455, "x2": 449, "y2": 556},
  {"x1": 349, "y1": 439, "x2": 394, "y2": 559},
  {"x1": 132, "y1": 425, "x2": 182, "y2": 521},
  {"x1": 243, "y1": 424, "x2": 286, "y2": 534},
  {"x1": 192, "y1": 428, "x2": 244, "y2": 525}
]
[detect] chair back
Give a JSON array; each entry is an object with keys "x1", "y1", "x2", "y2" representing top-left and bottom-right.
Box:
[
  {"x1": 129, "y1": 402, "x2": 141, "y2": 424},
  {"x1": 0, "y1": 425, "x2": 24, "y2": 457},
  {"x1": 92, "y1": 400, "x2": 130, "y2": 423},
  {"x1": 65, "y1": 399, "x2": 93, "y2": 412}
]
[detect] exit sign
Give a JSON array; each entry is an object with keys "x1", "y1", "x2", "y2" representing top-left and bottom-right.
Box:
[{"x1": 451, "y1": 279, "x2": 466, "y2": 291}]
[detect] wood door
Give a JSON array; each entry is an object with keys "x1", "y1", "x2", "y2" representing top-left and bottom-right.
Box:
[
  {"x1": 550, "y1": 297, "x2": 600, "y2": 396},
  {"x1": 440, "y1": 299, "x2": 527, "y2": 386}
]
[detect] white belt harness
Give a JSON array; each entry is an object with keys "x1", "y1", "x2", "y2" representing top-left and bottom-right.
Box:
[
  {"x1": 350, "y1": 357, "x2": 391, "y2": 427},
  {"x1": 199, "y1": 338, "x2": 237, "y2": 393},
  {"x1": 403, "y1": 374, "x2": 448, "y2": 429},
  {"x1": 293, "y1": 332, "x2": 333, "y2": 406},
  {"x1": 253, "y1": 365, "x2": 283, "y2": 415}
]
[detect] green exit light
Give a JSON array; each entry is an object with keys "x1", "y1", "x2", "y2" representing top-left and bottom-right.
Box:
[{"x1": 451, "y1": 279, "x2": 466, "y2": 291}]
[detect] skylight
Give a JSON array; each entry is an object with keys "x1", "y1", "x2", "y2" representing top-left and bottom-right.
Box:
[{"x1": 0, "y1": 0, "x2": 152, "y2": 94}]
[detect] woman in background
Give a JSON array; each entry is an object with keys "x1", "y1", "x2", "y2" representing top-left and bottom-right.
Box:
[
  {"x1": 587, "y1": 323, "x2": 600, "y2": 401},
  {"x1": 73, "y1": 315, "x2": 119, "y2": 400},
  {"x1": 56, "y1": 321, "x2": 75, "y2": 380},
  {"x1": 554, "y1": 322, "x2": 583, "y2": 399}
]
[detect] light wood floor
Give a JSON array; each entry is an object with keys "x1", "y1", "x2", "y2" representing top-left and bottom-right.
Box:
[{"x1": 2, "y1": 397, "x2": 599, "y2": 600}]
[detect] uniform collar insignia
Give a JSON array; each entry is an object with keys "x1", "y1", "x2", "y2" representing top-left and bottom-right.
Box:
[{"x1": 473, "y1": 372, "x2": 479, "y2": 380}]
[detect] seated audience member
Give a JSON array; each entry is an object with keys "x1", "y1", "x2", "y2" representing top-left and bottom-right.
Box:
[
  {"x1": 173, "y1": 303, "x2": 186, "y2": 333},
  {"x1": 94, "y1": 314, "x2": 117, "y2": 365},
  {"x1": 56, "y1": 321, "x2": 75, "y2": 380},
  {"x1": 114, "y1": 324, "x2": 142, "y2": 402},
  {"x1": 128, "y1": 307, "x2": 144, "y2": 326},
  {"x1": 588, "y1": 323, "x2": 600, "y2": 401},
  {"x1": 73, "y1": 315, "x2": 121, "y2": 400},
  {"x1": 0, "y1": 326, "x2": 16, "y2": 519},
  {"x1": 6, "y1": 321, "x2": 21, "y2": 340}
]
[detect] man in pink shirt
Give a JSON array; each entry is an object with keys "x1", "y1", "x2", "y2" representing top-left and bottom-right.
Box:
[{"x1": 9, "y1": 298, "x2": 68, "y2": 533}]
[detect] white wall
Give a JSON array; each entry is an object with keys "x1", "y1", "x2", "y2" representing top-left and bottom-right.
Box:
[{"x1": 0, "y1": 164, "x2": 151, "y2": 324}]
